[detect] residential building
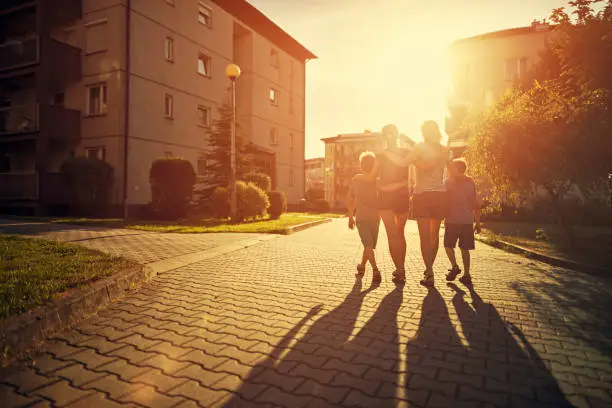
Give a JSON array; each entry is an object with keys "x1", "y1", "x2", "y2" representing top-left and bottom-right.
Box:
[
  {"x1": 0, "y1": 0, "x2": 315, "y2": 215},
  {"x1": 304, "y1": 157, "x2": 324, "y2": 191},
  {"x1": 322, "y1": 131, "x2": 414, "y2": 209},
  {"x1": 447, "y1": 20, "x2": 554, "y2": 154}
]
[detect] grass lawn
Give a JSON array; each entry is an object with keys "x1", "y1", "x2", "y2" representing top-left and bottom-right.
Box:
[
  {"x1": 1, "y1": 212, "x2": 338, "y2": 234},
  {"x1": 480, "y1": 221, "x2": 612, "y2": 269},
  {"x1": 125, "y1": 212, "x2": 331, "y2": 234},
  {"x1": 0, "y1": 234, "x2": 136, "y2": 320}
]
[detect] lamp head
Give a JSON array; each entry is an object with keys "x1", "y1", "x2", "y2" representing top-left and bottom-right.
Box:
[{"x1": 226, "y1": 64, "x2": 241, "y2": 80}]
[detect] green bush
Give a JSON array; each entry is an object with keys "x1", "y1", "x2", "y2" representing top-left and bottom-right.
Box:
[
  {"x1": 149, "y1": 157, "x2": 196, "y2": 220},
  {"x1": 267, "y1": 191, "x2": 287, "y2": 219},
  {"x1": 210, "y1": 181, "x2": 269, "y2": 221},
  {"x1": 305, "y1": 188, "x2": 324, "y2": 201},
  {"x1": 312, "y1": 198, "x2": 331, "y2": 213},
  {"x1": 60, "y1": 156, "x2": 114, "y2": 216},
  {"x1": 242, "y1": 173, "x2": 272, "y2": 192}
]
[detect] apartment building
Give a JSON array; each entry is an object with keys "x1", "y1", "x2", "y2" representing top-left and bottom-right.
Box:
[
  {"x1": 304, "y1": 157, "x2": 324, "y2": 191},
  {"x1": 322, "y1": 131, "x2": 414, "y2": 209},
  {"x1": 447, "y1": 20, "x2": 554, "y2": 153},
  {"x1": 0, "y1": 0, "x2": 315, "y2": 215}
]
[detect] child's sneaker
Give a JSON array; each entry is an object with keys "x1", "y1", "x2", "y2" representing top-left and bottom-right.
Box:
[
  {"x1": 356, "y1": 264, "x2": 366, "y2": 276},
  {"x1": 420, "y1": 272, "x2": 434, "y2": 287},
  {"x1": 372, "y1": 268, "x2": 382, "y2": 284},
  {"x1": 446, "y1": 266, "x2": 461, "y2": 281},
  {"x1": 459, "y1": 275, "x2": 472, "y2": 286}
]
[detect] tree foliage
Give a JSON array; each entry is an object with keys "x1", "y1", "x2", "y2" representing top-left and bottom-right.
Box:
[
  {"x1": 200, "y1": 102, "x2": 253, "y2": 186},
  {"x1": 149, "y1": 157, "x2": 196, "y2": 220},
  {"x1": 60, "y1": 156, "x2": 114, "y2": 216},
  {"x1": 468, "y1": 0, "x2": 612, "y2": 245}
]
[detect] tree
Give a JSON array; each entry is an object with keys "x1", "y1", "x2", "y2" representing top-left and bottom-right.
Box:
[
  {"x1": 467, "y1": 81, "x2": 610, "y2": 246},
  {"x1": 200, "y1": 102, "x2": 253, "y2": 186},
  {"x1": 60, "y1": 156, "x2": 114, "y2": 216},
  {"x1": 149, "y1": 157, "x2": 196, "y2": 220}
]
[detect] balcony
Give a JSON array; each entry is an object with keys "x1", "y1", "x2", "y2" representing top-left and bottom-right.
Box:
[
  {"x1": 0, "y1": 36, "x2": 81, "y2": 86},
  {"x1": 0, "y1": 173, "x2": 38, "y2": 200},
  {"x1": 0, "y1": 103, "x2": 81, "y2": 142},
  {"x1": 0, "y1": 36, "x2": 39, "y2": 72},
  {"x1": 1, "y1": 0, "x2": 81, "y2": 27}
]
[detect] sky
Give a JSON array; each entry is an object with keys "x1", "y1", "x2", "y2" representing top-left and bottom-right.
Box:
[{"x1": 248, "y1": 0, "x2": 577, "y2": 159}]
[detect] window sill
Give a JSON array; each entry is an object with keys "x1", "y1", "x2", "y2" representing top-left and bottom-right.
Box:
[
  {"x1": 198, "y1": 72, "x2": 212, "y2": 79},
  {"x1": 85, "y1": 49, "x2": 108, "y2": 57},
  {"x1": 197, "y1": 124, "x2": 211, "y2": 129},
  {"x1": 84, "y1": 112, "x2": 107, "y2": 118},
  {"x1": 198, "y1": 22, "x2": 213, "y2": 30},
  {"x1": 165, "y1": 58, "x2": 175, "y2": 63},
  {"x1": 165, "y1": 116, "x2": 174, "y2": 120}
]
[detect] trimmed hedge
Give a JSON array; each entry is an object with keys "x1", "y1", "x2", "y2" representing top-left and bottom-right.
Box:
[
  {"x1": 312, "y1": 198, "x2": 331, "y2": 213},
  {"x1": 60, "y1": 156, "x2": 114, "y2": 216},
  {"x1": 149, "y1": 157, "x2": 196, "y2": 220},
  {"x1": 242, "y1": 173, "x2": 271, "y2": 193},
  {"x1": 210, "y1": 181, "x2": 269, "y2": 221},
  {"x1": 267, "y1": 191, "x2": 287, "y2": 219}
]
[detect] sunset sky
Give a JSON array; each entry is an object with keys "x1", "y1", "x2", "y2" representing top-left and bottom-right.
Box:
[{"x1": 248, "y1": 0, "x2": 578, "y2": 159}]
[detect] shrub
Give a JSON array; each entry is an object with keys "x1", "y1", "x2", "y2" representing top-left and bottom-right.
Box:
[
  {"x1": 267, "y1": 191, "x2": 287, "y2": 219},
  {"x1": 242, "y1": 173, "x2": 271, "y2": 192},
  {"x1": 209, "y1": 181, "x2": 269, "y2": 221},
  {"x1": 149, "y1": 157, "x2": 196, "y2": 220},
  {"x1": 305, "y1": 188, "x2": 324, "y2": 201},
  {"x1": 60, "y1": 156, "x2": 114, "y2": 216},
  {"x1": 312, "y1": 198, "x2": 331, "y2": 213}
]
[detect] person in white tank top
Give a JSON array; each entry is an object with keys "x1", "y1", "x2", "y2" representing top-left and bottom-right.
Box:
[{"x1": 381, "y1": 121, "x2": 450, "y2": 287}]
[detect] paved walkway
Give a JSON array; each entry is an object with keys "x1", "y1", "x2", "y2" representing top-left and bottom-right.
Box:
[{"x1": 1, "y1": 220, "x2": 612, "y2": 407}]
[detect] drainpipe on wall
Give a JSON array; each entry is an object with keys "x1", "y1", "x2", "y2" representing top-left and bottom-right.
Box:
[
  {"x1": 302, "y1": 58, "x2": 309, "y2": 200},
  {"x1": 122, "y1": 0, "x2": 132, "y2": 218}
]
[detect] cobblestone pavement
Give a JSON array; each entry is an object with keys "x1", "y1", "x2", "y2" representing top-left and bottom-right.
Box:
[
  {"x1": 0, "y1": 220, "x2": 261, "y2": 264},
  {"x1": 2, "y1": 219, "x2": 612, "y2": 407}
]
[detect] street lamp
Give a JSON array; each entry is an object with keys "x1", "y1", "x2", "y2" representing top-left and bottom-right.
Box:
[{"x1": 225, "y1": 63, "x2": 241, "y2": 222}]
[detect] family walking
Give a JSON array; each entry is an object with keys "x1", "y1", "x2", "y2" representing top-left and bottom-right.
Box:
[{"x1": 347, "y1": 121, "x2": 482, "y2": 286}]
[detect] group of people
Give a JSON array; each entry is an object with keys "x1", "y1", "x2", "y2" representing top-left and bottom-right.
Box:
[{"x1": 346, "y1": 121, "x2": 482, "y2": 286}]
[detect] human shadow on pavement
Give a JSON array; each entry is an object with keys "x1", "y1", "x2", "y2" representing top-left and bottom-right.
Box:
[
  {"x1": 224, "y1": 278, "x2": 402, "y2": 407},
  {"x1": 404, "y1": 286, "x2": 470, "y2": 407},
  {"x1": 449, "y1": 282, "x2": 574, "y2": 407}
]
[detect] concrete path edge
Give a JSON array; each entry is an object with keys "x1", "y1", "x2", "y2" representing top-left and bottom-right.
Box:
[{"x1": 476, "y1": 236, "x2": 610, "y2": 277}]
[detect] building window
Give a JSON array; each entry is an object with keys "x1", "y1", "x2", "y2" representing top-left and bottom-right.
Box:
[
  {"x1": 198, "y1": 53, "x2": 211, "y2": 77},
  {"x1": 166, "y1": 0, "x2": 174, "y2": 5},
  {"x1": 164, "y1": 94, "x2": 173, "y2": 119},
  {"x1": 165, "y1": 37, "x2": 174, "y2": 62},
  {"x1": 86, "y1": 147, "x2": 106, "y2": 161},
  {"x1": 269, "y1": 88, "x2": 278, "y2": 106},
  {"x1": 289, "y1": 96, "x2": 294, "y2": 114},
  {"x1": 197, "y1": 105, "x2": 210, "y2": 127},
  {"x1": 289, "y1": 132, "x2": 294, "y2": 150},
  {"x1": 270, "y1": 128, "x2": 279, "y2": 145},
  {"x1": 85, "y1": 19, "x2": 108, "y2": 55},
  {"x1": 270, "y1": 48, "x2": 279, "y2": 68},
  {"x1": 53, "y1": 92, "x2": 65, "y2": 107},
  {"x1": 86, "y1": 84, "x2": 107, "y2": 116},
  {"x1": 289, "y1": 169, "x2": 294, "y2": 186},
  {"x1": 505, "y1": 58, "x2": 528, "y2": 81},
  {"x1": 198, "y1": 2, "x2": 212, "y2": 27}
]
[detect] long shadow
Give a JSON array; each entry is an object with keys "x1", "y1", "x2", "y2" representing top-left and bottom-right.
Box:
[
  {"x1": 510, "y1": 265, "x2": 612, "y2": 359},
  {"x1": 449, "y1": 282, "x2": 574, "y2": 407},
  {"x1": 404, "y1": 287, "x2": 473, "y2": 407},
  {"x1": 224, "y1": 278, "x2": 402, "y2": 407}
]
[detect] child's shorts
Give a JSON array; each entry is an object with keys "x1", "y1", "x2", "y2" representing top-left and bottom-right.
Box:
[
  {"x1": 444, "y1": 222, "x2": 475, "y2": 250},
  {"x1": 357, "y1": 219, "x2": 380, "y2": 249}
]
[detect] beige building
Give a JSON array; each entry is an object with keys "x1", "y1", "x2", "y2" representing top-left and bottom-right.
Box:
[
  {"x1": 304, "y1": 157, "x2": 324, "y2": 191},
  {"x1": 322, "y1": 131, "x2": 414, "y2": 209},
  {"x1": 0, "y1": 0, "x2": 315, "y2": 215},
  {"x1": 449, "y1": 20, "x2": 553, "y2": 111}
]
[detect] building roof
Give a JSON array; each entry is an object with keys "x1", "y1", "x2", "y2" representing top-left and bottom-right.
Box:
[
  {"x1": 212, "y1": 0, "x2": 316, "y2": 61},
  {"x1": 452, "y1": 22, "x2": 554, "y2": 46},
  {"x1": 321, "y1": 132, "x2": 416, "y2": 146}
]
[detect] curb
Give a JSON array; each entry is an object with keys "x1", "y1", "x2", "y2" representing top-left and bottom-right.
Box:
[
  {"x1": 0, "y1": 262, "x2": 156, "y2": 364},
  {"x1": 476, "y1": 236, "x2": 610, "y2": 278},
  {"x1": 284, "y1": 218, "x2": 332, "y2": 234}
]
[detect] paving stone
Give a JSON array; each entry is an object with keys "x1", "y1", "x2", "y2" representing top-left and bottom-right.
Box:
[
  {"x1": 32, "y1": 379, "x2": 95, "y2": 407},
  {"x1": 2, "y1": 368, "x2": 58, "y2": 393},
  {"x1": 62, "y1": 391, "x2": 132, "y2": 408},
  {"x1": 53, "y1": 363, "x2": 107, "y2": 387},
  {"x1": 172, "y1": 363, "x2": 228, "y2": 386},
  {"x1": 96, "y1": 359, "x2": 153, "y2": 381},
  {"x1": 0, "y1": 383, "x2": 45, "y2": 407},
  {"x1": 139, "y1": 354, "x2": 189, "y2": 375},
  {"x1": 295, "y1": 380, "x2": 351, "y2": 405},
  {"x1": 131, "y1": 368, "x2": 187, "y2": 392},
  {"x1": 119, "y1": 384, "x2": 185, "y2": 407},
  {"x1": 81, "y1": 374, "x2": 145, "y2": 400},
  {"x1": 167, "y1": 380, "x2": 228, "y2": 406}
]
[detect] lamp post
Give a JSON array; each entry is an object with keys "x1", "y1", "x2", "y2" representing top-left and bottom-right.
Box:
[{"x1": 225, "y1": 63, "x2": 241, "y2": 222}]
